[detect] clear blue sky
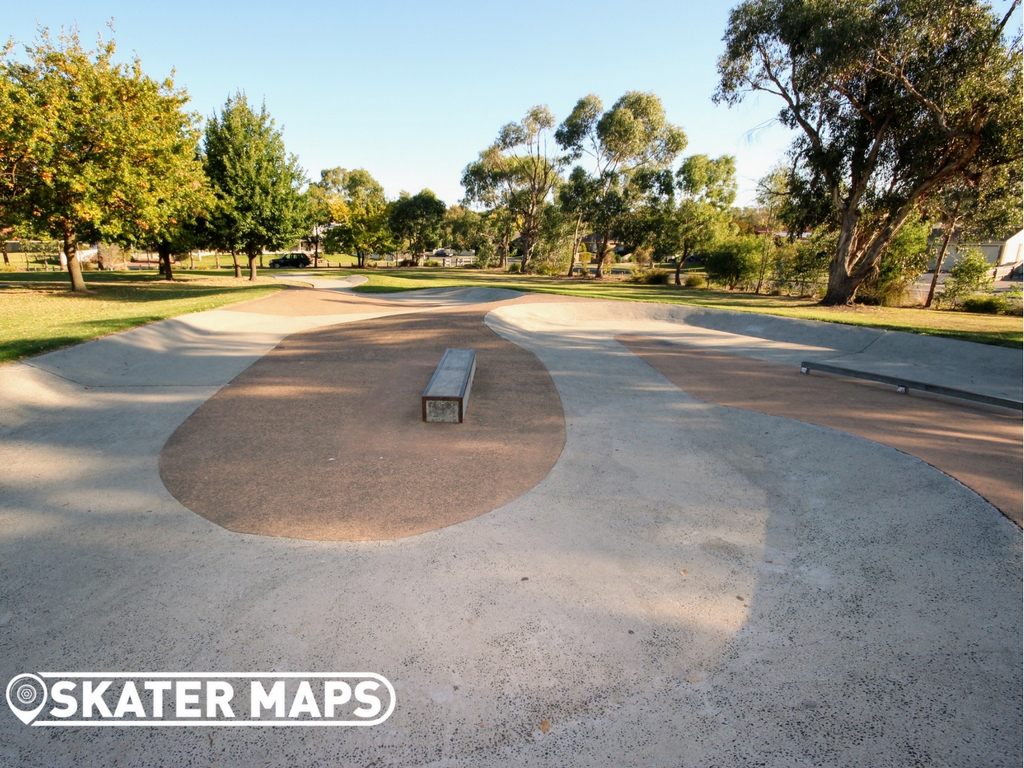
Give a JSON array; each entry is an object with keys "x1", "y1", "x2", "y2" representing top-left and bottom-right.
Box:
[{"x1": 7, "y1": 1, "x2": 1017, "y2": 208}]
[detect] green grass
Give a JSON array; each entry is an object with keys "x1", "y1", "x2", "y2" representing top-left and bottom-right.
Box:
[
  {"x1": 0, "y1": 272, "x2": 282, "y2": 364},
  {"x1": 333, "y1": 267, "x2": 1022, "y2": 348},
  {"x1": 1, "y1": 265, "x2": 1018, "y2": 365}
]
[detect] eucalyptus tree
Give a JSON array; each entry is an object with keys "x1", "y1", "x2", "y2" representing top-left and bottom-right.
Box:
[
  {"x1": 0, "y1": 28, "x2": 208, "y2": 291},
  {"x1": 655, "y1": 154, "x2": 736, "y2": 285},
  {"x1": 462, "y1": 106, "x2": 564, "y2": 272},
  {"x1": 556, "y1": 92, "x2": 687, "y2": 277},
  {"x1": 716, "y1": 0, "x2": 1023, "y2": 304},
  {"x1": 324, "y1": 169, "x2": 393, "y2": 267},
  {"x1": 388, "y1": 189, "x2": 446, "y2": 264},
  {"x1": 204, "y1": 93, "x2": 305, "y2": 280}
]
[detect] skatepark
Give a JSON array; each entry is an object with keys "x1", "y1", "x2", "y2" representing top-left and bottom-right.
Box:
[{"x1": 0, "y1": 278, "x2": 1020, "y2": 766}]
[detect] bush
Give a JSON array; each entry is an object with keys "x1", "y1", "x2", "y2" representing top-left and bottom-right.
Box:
[
  {"x1": 506, "y1": 262, "x2": 521, "y2": 273},
  {"x1": 629, "y1": 267, "x2": 670, "y2": 285},
  {"x1": 960, "y1": 293, "x2": 1006, "y2": 314},
  {"x1": 684, "y1": 273, "x2": 705, "y2": 288},
  {"x1": 941, "y1": 248, "x2": 993, "y2": 307},
  {"x1": 533, "y1": 258, "x2": 565, "y2": 276},
  {"x1": 704, "y1": 236, "x2": 760, "y2": 289},
  {"x1": 858, "y1": 215, "x2": 930, "y2": 306},
  {"x1": 423, "y1": 259, "x2": 440, "y2": 267}
]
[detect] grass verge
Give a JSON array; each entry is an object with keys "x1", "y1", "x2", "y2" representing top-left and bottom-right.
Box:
[
  {"x1": 340, "y1": 268, "x2": 1022, "y2": 348},
  {"x1": 0, "y1": 273, "x2": 282, "y2": 364}
]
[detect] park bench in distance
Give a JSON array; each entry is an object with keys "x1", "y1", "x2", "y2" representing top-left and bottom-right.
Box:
[{"x1": 422, "y1": 348, "x2": 477, "y2": 423}]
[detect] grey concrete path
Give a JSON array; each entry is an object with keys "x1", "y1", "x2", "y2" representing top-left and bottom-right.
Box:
[
  {"x1": 0, "y1": 289, "x2": 1020, "y2": 767},
  {"x1": 490, "y1": 300, "x2": 1023, "y2": 405}
]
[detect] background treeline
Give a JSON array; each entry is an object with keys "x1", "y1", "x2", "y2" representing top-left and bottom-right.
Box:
[{"x1": 2, "y1": 0, "x2": 1021, "y2": 310}]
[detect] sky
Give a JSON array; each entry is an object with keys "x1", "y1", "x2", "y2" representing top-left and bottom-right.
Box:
[{"x1": 6, "y1": 1, "x2": 1017, "y2": 208}]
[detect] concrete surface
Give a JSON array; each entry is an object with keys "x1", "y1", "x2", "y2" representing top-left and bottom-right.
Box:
[{"x1": 0, "y1": 289, "x2": 1020, "y2": 767}]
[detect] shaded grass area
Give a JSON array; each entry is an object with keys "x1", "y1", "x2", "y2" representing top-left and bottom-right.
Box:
[
  {"x1": 0, "y1": 273, "x2": 282, "y2": 364},
  {"x1": 339, "y1": 267, "x2": 1022, "y2": 348}
]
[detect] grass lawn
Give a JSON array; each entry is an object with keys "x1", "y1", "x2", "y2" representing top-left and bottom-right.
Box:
[
  {"x1": 0, "y1": 271, "x2": 282, "y2": 364},
  {"x1": 1, "y1": 265, "x2": 1018, "y2": 365},
  {"x1": 330, "y1": 267, "x2": 1022, "y2": 348}
]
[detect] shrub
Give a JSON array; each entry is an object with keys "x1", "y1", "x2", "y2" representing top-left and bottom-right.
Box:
[
  {"x1": 423, "y1": 259, "x2": 440, "y2": 267},
  {"x1": 629, "y1": 267, "x2": 670, "y2": 285},
  {"x1": 704, "y1": 236, "x2": 760, "y2": 289},
  {"x1": 960, "y1": 293, "x2": 1006, "y2": 314},
  {"x1": 506, "y1": 262, "x2": 521, "y2": 273},
  {"x1": 858, "y1": 214, "x2": 930, "y2": 306},
  {"x1": 684, "y1": 273, "x2": 705, "y2": 288},
  {"x1": 941, "y1": 248, "x2": 993, "y2": 307}
]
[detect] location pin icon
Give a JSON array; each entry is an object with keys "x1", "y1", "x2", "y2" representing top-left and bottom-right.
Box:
[{"x1": 6, "y1": 674, "x2": 48, "y2": 725}]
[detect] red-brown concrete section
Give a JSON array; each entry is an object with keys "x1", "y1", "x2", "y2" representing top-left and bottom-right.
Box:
[
  {"x1": 618, "y1": 335, "x2": 1023, "y2": 526},
  {"x1": 159, "y1": 304, "x2": 565, "y2": 540}
]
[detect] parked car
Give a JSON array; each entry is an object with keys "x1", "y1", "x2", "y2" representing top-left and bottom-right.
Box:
[{"x1": 269, "y1": 253, "x2": 311, "y2": 268}]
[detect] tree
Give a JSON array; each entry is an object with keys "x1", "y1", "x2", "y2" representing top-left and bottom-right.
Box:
[
  {"x1": 388, "y1": 189, "x2": 446, "y2": 264},
  {"x1": 462, "y1": 106, "x2": 564, "y2": 272},
  {"x1": 203, "y1": 93, "x2": 305, "y2": 280},
  {"x1": 303, "y1": 167, "x2": 352, "y2": 268},
  {"x1": 705, "y1": 235, "x2": 762, "y2": 289},
  {"x1": 0, "y1": 28, "x2": 209, "y2": 291},
  {"x1": 716, "y1": 0, "x2": 1023, "y2": 305},
  {"x1": 324, "y1": 169, "x2": 393, "y2": 267},
  {"x1": 556, "y1": 92, "x2": 687, "y2": 277},
  {"x1": 923, "y1": 162, "x2": 1023, "y2": 306},
  {"x1": 659, "y1": 154, "x2": 737, "y2": 285}
]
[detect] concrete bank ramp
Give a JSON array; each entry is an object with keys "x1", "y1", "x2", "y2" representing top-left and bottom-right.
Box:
[
  {"x1": 271, "y1": 274, "x2": 369, "y2": 291},
  {"x1": 489, "y1": 300, "x2": 1022, "y2": 405},
  {"x1": 369, "y1": 286, "x2": 522, "y2": 305}
]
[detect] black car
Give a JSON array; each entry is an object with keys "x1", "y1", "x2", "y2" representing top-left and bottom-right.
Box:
[{"x1": 269, "y1": 253, "x2": 311, "y2": 268}]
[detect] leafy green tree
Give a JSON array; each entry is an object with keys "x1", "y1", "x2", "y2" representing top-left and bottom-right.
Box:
[
  {"x1": 203, "y1": 92, "x2": 305, "y2": 280},
  {"x1": 716, "y1": 0, "x2": 1023, "y2": 305},
  {"x1": 858, "y1": 210, "x2": 930, "y2": 305},
  {"x1": 705, "y1": 235, "x2": 762, "y2": 289},
  {"x1": 0, "y1": 28, "x2": 208, "y2": 291},
  {"x1": 302, "y1": 170, "x2": 341, "y2": 268},
  {"x1": 388, "y1": 189, "x2": 446, "y2": 264},
  {"x1": 659, "y1": 154, "x2": 736, "y2": 285},
  {"x1": 324, "y1": 169, "x2": 393, "y2": 267},
  {"x1": 462, "y1": 106, "x2": 564, "y2": 271},
  {"x1": 556, "y1": 92, "x2": 687, "y2": 277},
  {"x1": 942, "y1": 248, "x2": 994, "y2": 307},
  {"x1": 923, "y1": 162, "x2": 1023, "y2": 306}
]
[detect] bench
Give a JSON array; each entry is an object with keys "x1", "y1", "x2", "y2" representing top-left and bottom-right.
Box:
[{"x1": 422, "y1": 349, "x2": 477, "y2": 423}]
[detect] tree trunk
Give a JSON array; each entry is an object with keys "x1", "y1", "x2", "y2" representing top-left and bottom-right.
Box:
[
  {"x1": 158, "y1": 242, "x2": 174, "y2": 280},
  {"x1": 214, "y1": 252, "x2": 221, "y2": 269},
  {"x1": 566, "y1": 213, "x2": 583, "y2": 276},
  {"x1": 189, "y1": 252, "x2": 195, "y2": 270},
  {"x1": 594, "y1": 233, "x2": 611, "y2": 278},
  {"x1": 63, "y1": 232, "x2": 87, "y2": 292},
  {"x1": 231, "y1": 251, "x2": 241, "y2": 279},
  {"x1": 2, "y1": 241, "x2": 9, "y2": 267},
  {"x1": 248, "y1": 253, "x2": 258, "y2": 281},
  {"x1": 674, "y1": 256, "x2": 683, "y2": 286}
]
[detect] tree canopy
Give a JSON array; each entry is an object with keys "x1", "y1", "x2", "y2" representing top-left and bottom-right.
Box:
[
  {"x1": 462, "y1": 106, "x2": 563, "y2": 271},
  {"x1": 556, "y1": 92, "x2": 687, "y2": 276},
  {"x1": 324, "y1": 168, "x2": 394, "y2": 267},
  {"x1": 203, "y1": 92, "x2": 305, "y2": 280},
  {"x1": 388, "y1": 188, "x2": 446, "y2": 264},
  {"x1": 0, "y1": 28, "x2": 208, "y2": 291},
  {"x1": 716, "y1": 0, "x2": 1023, "y2": 304}
]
